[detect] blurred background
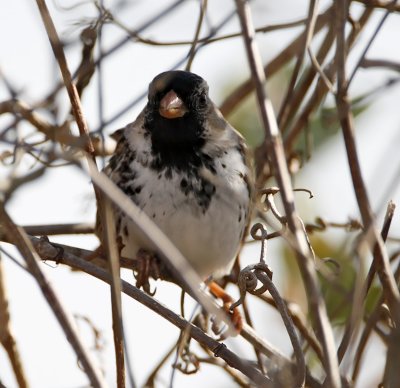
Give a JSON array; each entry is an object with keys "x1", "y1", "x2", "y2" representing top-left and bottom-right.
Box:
[{"x1": 1, "y1": 0, "x2": 400, "y2": 387}]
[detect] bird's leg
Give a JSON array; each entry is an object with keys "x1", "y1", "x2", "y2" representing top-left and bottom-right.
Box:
[
  {"x1": 134, "y1": 248, "x2": 161, "y2": 295},
  {"x1": 208, "y1": 281, "x2": 243, "y2": 335}
]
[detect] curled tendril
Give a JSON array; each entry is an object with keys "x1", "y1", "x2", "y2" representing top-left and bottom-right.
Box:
[
  {"x1": 259, "y1": 187, "x2": 286, "y2": 223},
  {"x1": 250, "y1": 223, "x2": 268, "y2": 262},
  {"x1": 293, "y1": 188, "x2": 314, "y2": 199},
  {"x1": 250, "y1": 223, "x2": 268, "y2": 241},
  {"x1": 258, "y1": 186, "x2": 314, "y2": 225},
  {"x1": 230, "y1": 184, "x2": 316, "y2": 310},
  {"x1": 175, "y1": 348, "x2": 200, "y2": 375},
  {"x1": 230, "y1": 262, "x2": 273, "y2": 310}
]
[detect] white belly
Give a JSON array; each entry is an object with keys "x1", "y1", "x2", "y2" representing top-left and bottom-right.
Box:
[{"x1": 119, "y1": 165, "x2": 249, "y2": 279}]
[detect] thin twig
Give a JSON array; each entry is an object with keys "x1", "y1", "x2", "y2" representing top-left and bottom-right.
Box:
[
  {"x1": 277, "y1": 0, "x2": 320, "y2": 127},
  {"x1": 352, "y1": 250, "x2": 400, "y2": 383},
  {"x1": 112, "y1": 13, "x2": 309, "y2": 48},
  {"x1": 27, "y1": 237, "x2": 271, "y2": 387},
  {"x1": 256, "y1": 271, "x2": 306, "y2": 387},
  {"x1": 283, "y1": 7, "x2": 374, "y2": 157},
  {"x1": 18, "y1": 223, "x2": 94, "y2": 236},
  {"x1": 0, "y1": 256, "x2": 29, "y2": 388},
  {"x1": 35, "y1": 0, "x2": 96, "y2": 159},
  {"x1": 18, "y1": 234, "x2": 311, "y2": 386},
  {"x1": 101, "y1": 200, "x2": 127, "y2": 388},
  {"x1": 307, "y1": 46, "x2": 334, "y2": 92},
  {"x1": 0, "y1": 203, "x2": 106, "y2": 388},
  {"x1": 197, "y1": 346, "x2": 250, "y2": 386},
  {"x1": 278, "y1": 22, "x2": 336, "y2": 134},
  {"x1": 348, "y1": 0, "x2": 399, "y2": 86},
  {"x1": 185, "y1": 0, "x2": 208, "y2": 71},
  {"x1": 234, "y1": 1, "x2": 341, "y2": 386},
  {"x1": 355, "y1": 0, "x2": 400, "y2": 11},
  {"x1": 0, "y1": 100, "x2": 55, "y2": 139},
  {"x1": 336, "y1": 202, "x2": 396, "y2": 363},
  {"x1": 366, "y1": 201, "x2": 396, "y2": 291},
  {"x1": 335, "y1": 3, "x2": 400, "y2": 384},
  {"x1": 34, "y1": 4, "x2": 131, "y2": 385},
  {"x1": 360, "y1": 58, "x2": 400, "y2": 72},
  {"x1": 92, "y1": 6, "x2": 239, "y2": 132},
  {"x1": 335, "y1": 0, "x2": 400, "y2": 318},
  {"x1": 219, "y1": 6, "x2": 332, "y2": 118},
  {"x1": 255, "y1": 293, "x2": 323, "y2": 364},
  {"x1": 241, "y1": 325, "x2": 322, "y2": 388}
]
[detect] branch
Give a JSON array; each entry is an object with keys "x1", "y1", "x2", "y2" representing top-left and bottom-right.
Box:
[
  {"x1": 352, "y1": 250, "x2": 400, "y2": 383},
  {"x1": 11, "y1": 233, "x2": 321, "y2": 386},
  {"x1": 0, "y1": 99, "x2": 114, "y2": 155},
  {"x1": 256, "y1": 294, "x2": 323, "y2": 362},
  {"x1": 234, "y1": 1, "x2": 341, "y2": 386},
  {"x1": 0, "y1": 202, "x2": 106, "y2": 388},
  {"x1": 0, "y1": 257, "x2": 29, "y2": 388},
  {"x1": 336, "y1": 201, "x2": 396, "y2": 363},
  {"x1": 101, "y1": 200, "x2": 126, "y2": 388},
  {"x1": 348, "y1": 0, "x2": 399, "y2": 85},
  {"x1": 26, "y1": 234, "x2": 271, "y2": 386},
  {"x1": 283, "y1": 7, "x2": 374, "y2": 157},
  {"x1": 185, "y1": 0, "x2": 207, "y2": 71},
  {"x1": 34, "y1": 2, "x2": 129, "y2": 383},
  {"x1": 112, "y1": 12, "x2": 309, "y2": 47},
  {"x1": 257, "y1": 271, "x2": 306, "y2": 387},
  {"x1": 35, "y1": 0, "x2": 95, "y2": 158},
  {"x1": 355, "y1": 0, "x2": 400, "y2": 11},
  {"x1": 15, "y1": 223, "x2": 94, "y2": 236},
  {"x1": 360, "y1": 58, "x2": 400, "y2": 72},
  {"x1": 277, "y1": 0, "x2": 320, "y2": 127},
  {"x1": 334, "y1": 0, "x2": 400, "y2": 319},
  {"x1": 219, "y1": 6, "x2": 332, "y2": 117}
]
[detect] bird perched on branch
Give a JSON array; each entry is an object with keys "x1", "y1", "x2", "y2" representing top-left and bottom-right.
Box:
[{"x1": 97, "y1": 70, "x2": 252, "y2": 327}]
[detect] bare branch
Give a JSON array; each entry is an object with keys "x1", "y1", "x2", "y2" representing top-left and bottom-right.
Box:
[
  {"x1": 334, "y1": 0, "x2": 400, "y2": 319},
  {"x1": 35, "y1": 0, "x2": 96, "y2": 158},
  {"x1": 0, "y1": 257, "x2": 29, "y2": 388},
  {"x1": 277, "y1": 0, "x2": 320, "y2": 128},
  {"x1": 348, "y1": 0, "x2": 399, "y2": 86},
  {"x1": 219, "y1": 6, "x2": 333, "y2": 118},
  {"x1": 283, "y1": 7, "x2": 374, "y2": 158},
  {"x1": 25, "y1": 234, "x2": 271, "y2": 386},
  {"x1": 0, "y1": 202, "x2": 107, "y2": 388},
  {"x1": 234, "y1": 1, "x2": 341, "y2": 386},
  {"x1": 185, "y1": 0, "x2": 208, "y2": 71},
  {"x1": 101, "y1": 200, "x2": 127, "y2": 388},
  {"x1": 360, "y1": 58, "x2": 400, "y2": 72}
]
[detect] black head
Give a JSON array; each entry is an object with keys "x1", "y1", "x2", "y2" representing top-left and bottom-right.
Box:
[
  {"x1": 148, "y1": 70, "x2": 209, "y2": 115},
  {"x1": 144, "y1": 71, "x2": 210, "y2": 159}
]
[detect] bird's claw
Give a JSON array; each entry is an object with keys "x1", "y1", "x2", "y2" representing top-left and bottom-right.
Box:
[
  {"x1": 134, "y1": 249, "x2": 160, "y2": 295},
  {"x1": 208, "y1": 281, "x2": 243, "y2": 337}
]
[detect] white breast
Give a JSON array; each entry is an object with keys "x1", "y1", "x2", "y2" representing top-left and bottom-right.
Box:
[{"x1": 118, "y1": 149, "x2": 250, "y2": 279}]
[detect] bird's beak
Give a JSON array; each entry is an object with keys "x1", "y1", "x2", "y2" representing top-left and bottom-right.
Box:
[{"x1": 159, "y1": 90, "x2": 188, "y2": 119}]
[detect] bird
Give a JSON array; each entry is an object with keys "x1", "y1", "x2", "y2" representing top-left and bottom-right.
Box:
[{"x1": 97, "y1": 70, "x2": 252, "y2": 321}]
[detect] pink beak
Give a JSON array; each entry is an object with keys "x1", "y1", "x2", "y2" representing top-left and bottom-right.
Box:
[{"x1": 159, "y1": 90, "x2": 188, "y2": 119}]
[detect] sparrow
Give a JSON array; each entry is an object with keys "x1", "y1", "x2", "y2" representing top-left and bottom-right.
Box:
[{"x1": 98, "y1": 70, "x2": 252, "y2": 292}]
